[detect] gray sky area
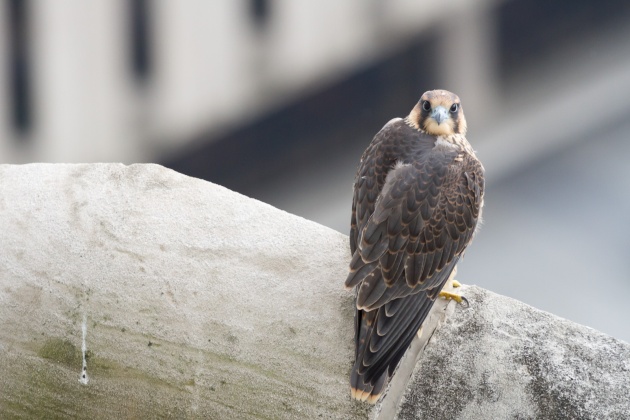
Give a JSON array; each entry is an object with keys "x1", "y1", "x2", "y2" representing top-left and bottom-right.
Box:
[{"x1": 460, "y1": 117, "x2": 630, "y2": 343}]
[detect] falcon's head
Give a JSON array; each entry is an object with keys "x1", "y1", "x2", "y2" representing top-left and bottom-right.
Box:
[{"x1": 408, "y1": 90, "x2": 467, "y2": 136}]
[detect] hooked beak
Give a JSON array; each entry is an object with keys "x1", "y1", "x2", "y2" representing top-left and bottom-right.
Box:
[{"x1": 431, "y1": 106, "x2": 449, "y2": 125}]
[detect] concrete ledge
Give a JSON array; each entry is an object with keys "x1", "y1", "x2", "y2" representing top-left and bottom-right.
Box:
[
  {"x1": 1, "y1": 164, "x2": 628, "y2": 419},
  {"x1": 391, "y1": 286, "x2": 630, "y2": 420},
  {"x1": 0, "y1": 163, "x2": 360, "y2": 419}
]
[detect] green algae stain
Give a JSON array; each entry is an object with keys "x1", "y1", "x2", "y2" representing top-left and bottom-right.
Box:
[{"x1": 38, "y1": 338, "x2": 81, "y2": 368}]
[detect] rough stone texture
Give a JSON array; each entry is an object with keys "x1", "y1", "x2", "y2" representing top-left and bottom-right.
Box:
[
  {"x1": 1, "y1": 163, "x2": 629, "y2": 419},
  {"x1": 395, "y1": 286, "x2": 630, "y2": 420}
]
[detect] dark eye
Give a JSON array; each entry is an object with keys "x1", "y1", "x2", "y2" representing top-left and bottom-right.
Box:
[
  {"x1": 450, "y1": 103, "x2": 459, "y2": 113},
  {"x1": 422, "y1": 100, "x2": 431, "y2": 112}
]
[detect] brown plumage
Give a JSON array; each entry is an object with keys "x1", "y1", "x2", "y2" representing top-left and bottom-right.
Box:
[{"x1": 346, "y1": 89, "x2": 484, "y2": 403}]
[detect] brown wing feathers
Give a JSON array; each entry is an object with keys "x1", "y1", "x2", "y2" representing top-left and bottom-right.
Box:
[{"x1": 347, "y1": 115, "x2": 484, "y2": 403}]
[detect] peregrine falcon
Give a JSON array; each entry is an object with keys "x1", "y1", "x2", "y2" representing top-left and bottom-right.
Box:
[{"x1": 346, "y1": 90, "x2": 485, "y2": 403}]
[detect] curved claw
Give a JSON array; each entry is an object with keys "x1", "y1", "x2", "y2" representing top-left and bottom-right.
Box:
[{"x1": 438, "y1": 290, "x2": 470, "y2": 309}]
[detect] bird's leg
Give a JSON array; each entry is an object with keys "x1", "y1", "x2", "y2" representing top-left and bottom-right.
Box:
[{"x1": 438, "y1": 267, "x2": 469, "y2": 307}]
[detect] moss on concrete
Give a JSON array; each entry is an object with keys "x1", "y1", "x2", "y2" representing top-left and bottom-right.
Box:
[{"x1": 38, "y1": 338, "x2": 82, "y2": 368}]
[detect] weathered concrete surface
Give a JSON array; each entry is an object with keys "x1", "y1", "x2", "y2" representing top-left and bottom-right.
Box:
[
  {"x1": 394, "y1": 286, "x2": 630, "y2": 420},
  {"x1": 1, "y1": 163, "x2": 629, "y2": 419},
  {"x1": 0, "y1": 163, "x2": 365, "y2": 419}
]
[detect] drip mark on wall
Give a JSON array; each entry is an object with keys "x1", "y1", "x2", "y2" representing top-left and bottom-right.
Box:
[{"x1": 79, "y1": 314, "x2": 89, "y2": 384}]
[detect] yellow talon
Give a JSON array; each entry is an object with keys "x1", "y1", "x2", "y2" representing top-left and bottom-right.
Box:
[
  {"x1": 438, "y1": 267, "x2": 469, "y2": 307},
  {"x1": 439, "y1": 290, "x2": 470, "y2": 308},
  {"x1": 439, "y1": 291, "x2": 463, "y2": 303}
]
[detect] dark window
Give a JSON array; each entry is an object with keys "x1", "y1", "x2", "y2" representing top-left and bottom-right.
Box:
[
  {"x1": 497, "y1": 0, "x2": 630, "y2": 80},
  {"x1": 250, "y1": 0, "x2": 270, "y2": 31},
  {"x1": 8, "y1": 0, "x2": 32, "y2": 136},
  {"x1": 129, "y1": 0, "x2": 152, "y2": 84}
]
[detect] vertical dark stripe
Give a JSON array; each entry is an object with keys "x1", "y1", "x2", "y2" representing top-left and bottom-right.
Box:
[
  {"x1": 129, "y1": 0, "x2": 152, "y2": 83},
  {"x1": 250, "y1": 0, "x2": 270, "y2": 31},
  {"x1": 8, "y1": 0, "x2": 32, "y2": 135}
]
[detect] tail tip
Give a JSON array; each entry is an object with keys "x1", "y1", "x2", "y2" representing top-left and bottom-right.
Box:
[
  {"x1": 350, "y1": 386, "x2": 382, "y2": 404},
  {"x1": 366, "y1": 392, "x2": 382, "y2": 404}
]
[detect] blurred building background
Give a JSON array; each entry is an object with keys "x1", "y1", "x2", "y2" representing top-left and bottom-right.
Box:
[{"x1": 1, "y1": 0, "x2": 629, "y2": 342}]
